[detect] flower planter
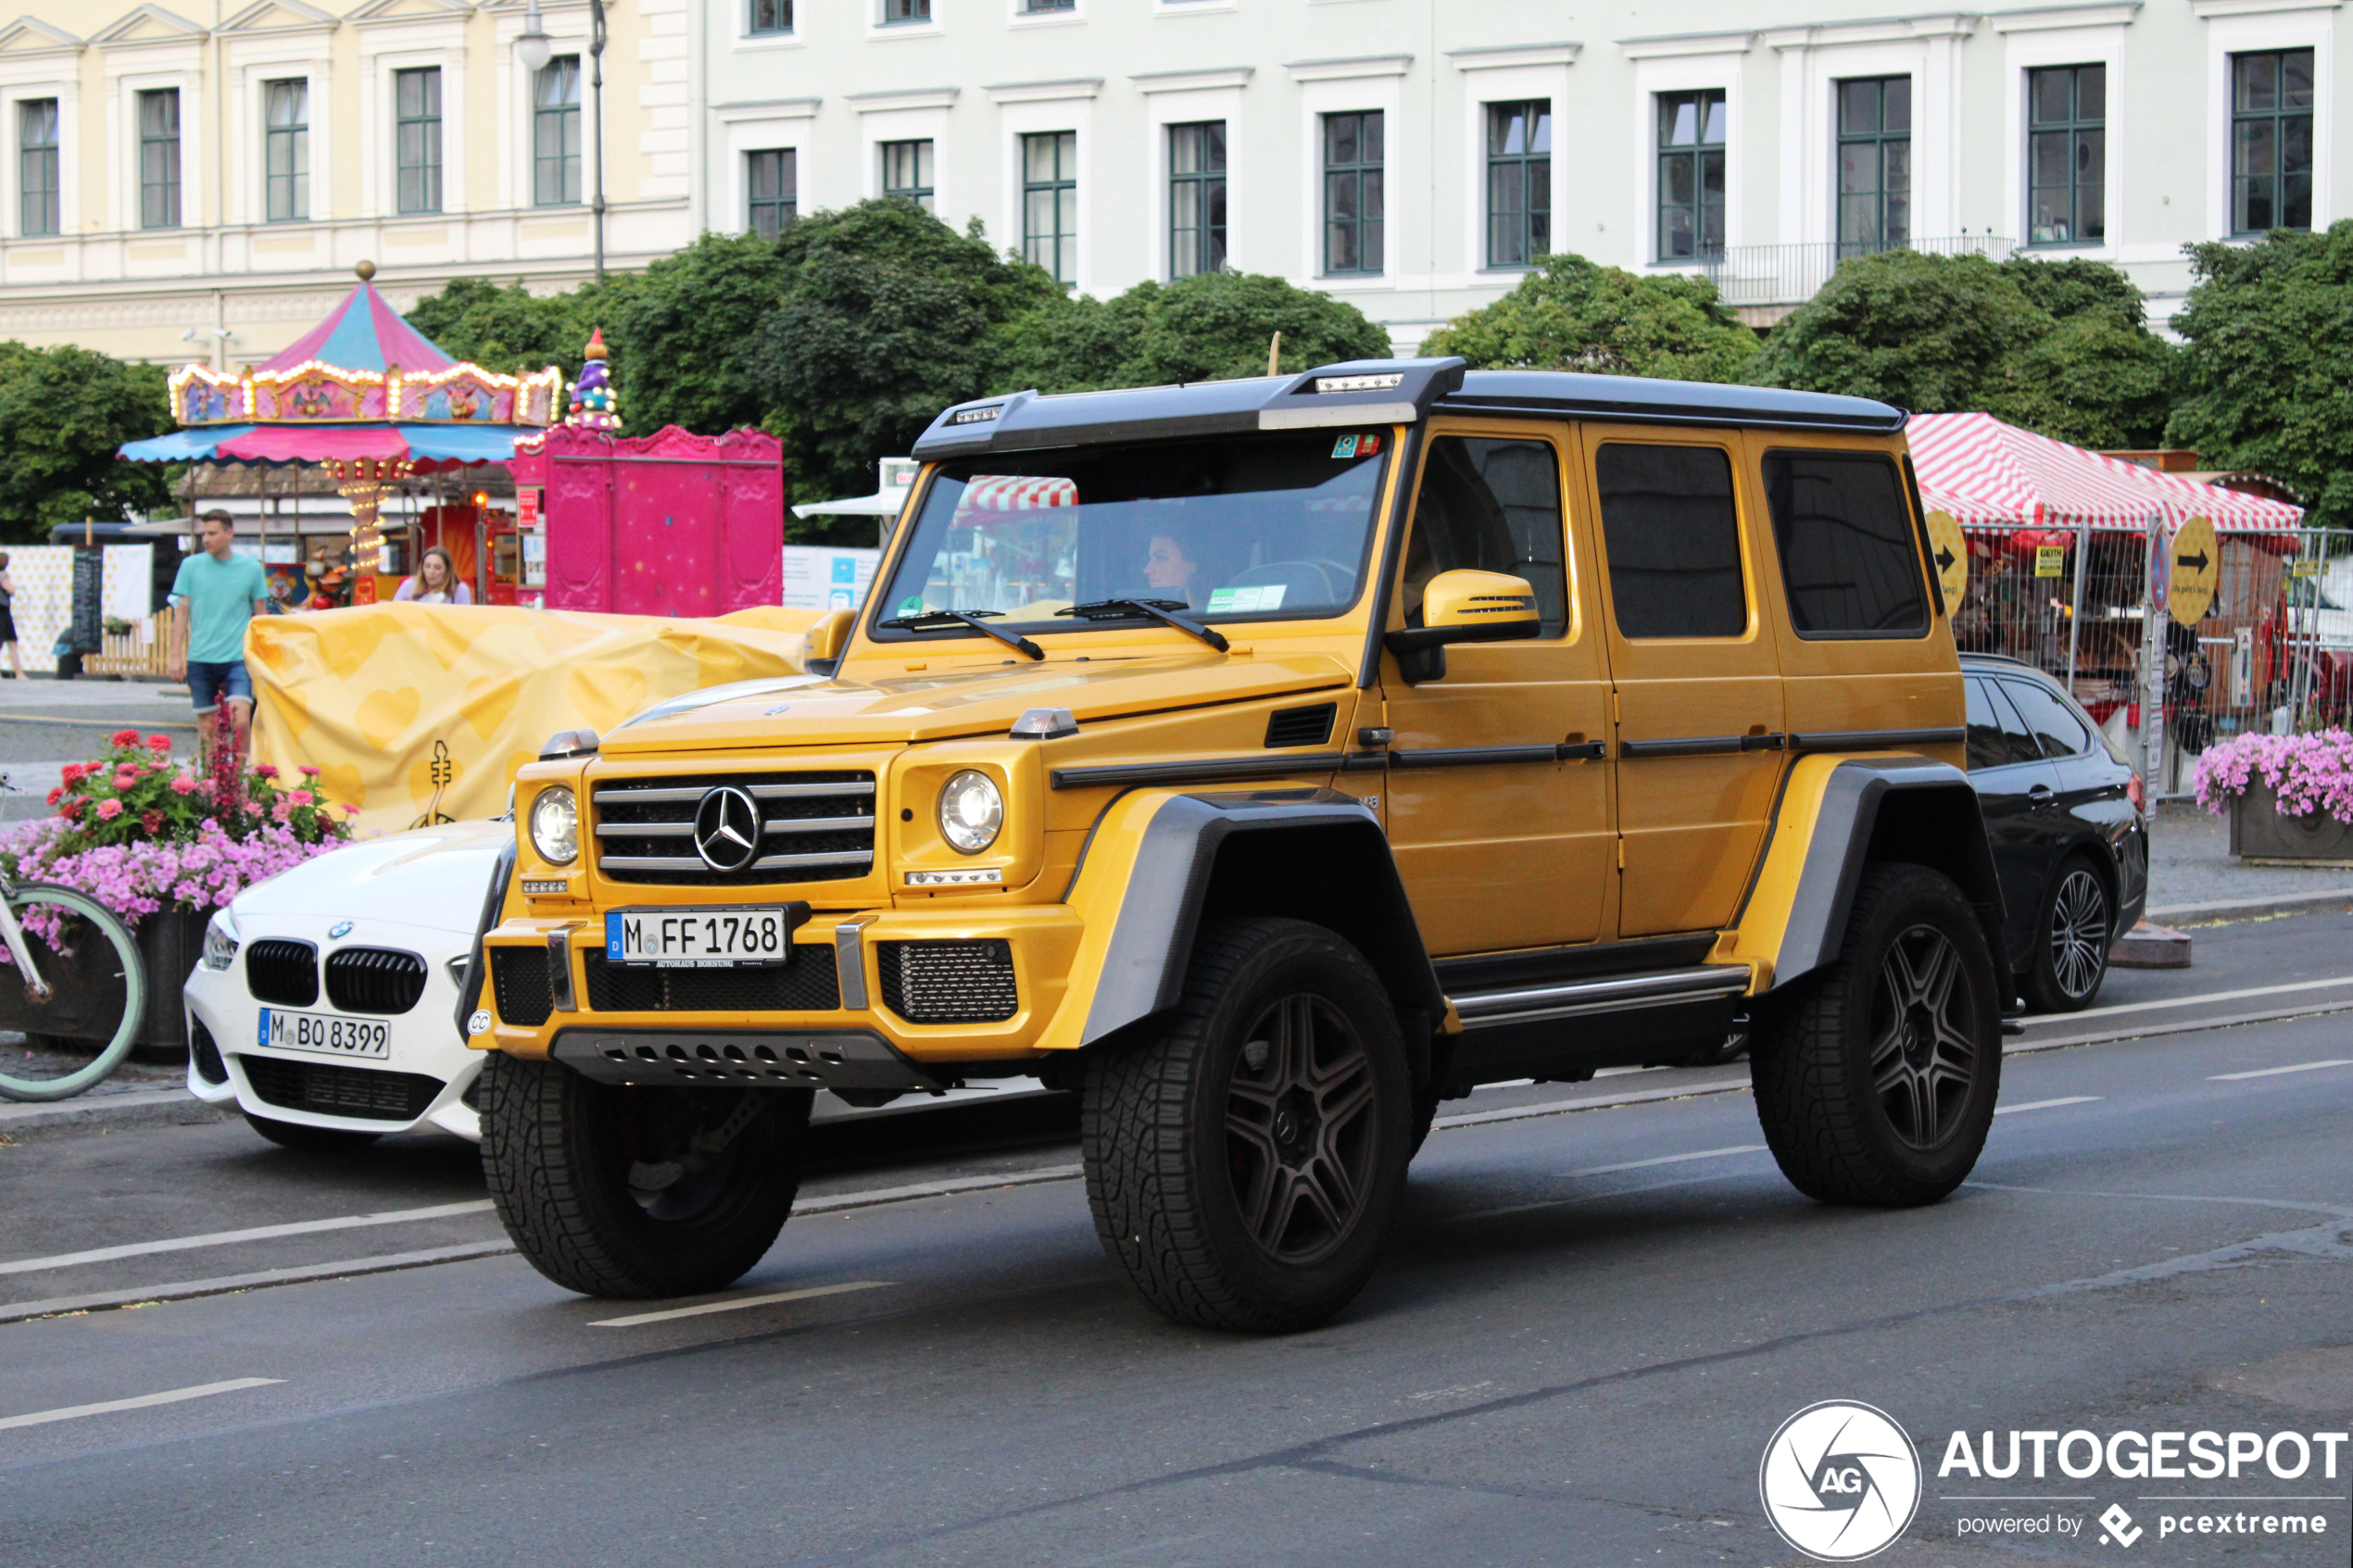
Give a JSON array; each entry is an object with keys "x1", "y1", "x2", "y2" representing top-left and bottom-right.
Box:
[
  {"x1": 2229, "y1": 782, "x2": 2353, "y2": 867},
  {"x1": 0, "y1": 905, "x2": 205, "y2": 1061}
]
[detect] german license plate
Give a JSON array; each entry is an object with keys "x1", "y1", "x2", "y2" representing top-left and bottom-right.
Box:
[
  {"x1": 604, "y1": 907, "x2": 795, "y2": 968},
  {"x1": 257, "y1": 1009, "x2": 391, "y2": 1060}
]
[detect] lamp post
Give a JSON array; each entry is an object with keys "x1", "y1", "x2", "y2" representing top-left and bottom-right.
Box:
[{"x1": 513, "y1": 0, "x2": 604, "y2": 282}]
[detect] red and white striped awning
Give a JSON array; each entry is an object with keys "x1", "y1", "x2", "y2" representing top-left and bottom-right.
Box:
[
  {"x1": 953, "y1": 473, "x2": 1078, "y2": 516},
  {"x1": 1906, "y1": 412, "x2": 2303, "y2": 534}
]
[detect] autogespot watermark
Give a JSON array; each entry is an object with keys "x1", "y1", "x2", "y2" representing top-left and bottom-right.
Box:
[{"x1": 1762, "y1": 1405, "x2": 2349, "y2": 1560}]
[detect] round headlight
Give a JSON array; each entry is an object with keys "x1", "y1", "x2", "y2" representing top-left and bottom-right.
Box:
[
  {"x1": 530, "y1": 785, "x2": 579, "y2": 864},
  {"x1": 937, "y1": 770, "x2": 1003, "y2": 855}
]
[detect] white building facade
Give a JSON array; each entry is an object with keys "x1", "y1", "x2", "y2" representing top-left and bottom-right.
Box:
[{"x1": 696, "y1": 0, "x2": 2345, "y2": 346}]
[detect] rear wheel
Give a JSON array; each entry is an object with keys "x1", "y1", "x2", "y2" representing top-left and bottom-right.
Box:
[
  {"x1": 2024, "y1": 855, "x2": 2112, "y2": 1013},
  {"x1": 242, "y1": 1110, "x2": 381, "y2": 1152},
  {"x1": 1082, "y1": 918, "x2": 1411, "y2": 1332},
  {"x1": 480, "y1": 1051, "x2": 811, "y2": 1298},
  {"x1": 1751, "y1": 863, "x2": 2002, "y2": 1207}
]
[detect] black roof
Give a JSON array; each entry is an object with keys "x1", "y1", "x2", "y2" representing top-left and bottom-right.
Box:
[{"x1": 912, "y1": 358, "x2": 1905, "y2": 459}]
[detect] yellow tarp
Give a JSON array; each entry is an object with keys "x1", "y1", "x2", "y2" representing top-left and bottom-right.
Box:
[{"x1": 247, "y1": 604, "x2": 819, "y2": 833}]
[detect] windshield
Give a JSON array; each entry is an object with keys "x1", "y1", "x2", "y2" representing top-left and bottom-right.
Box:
[{"x1": 872, "y1": 430, "x2": 1393, "y2": 636}]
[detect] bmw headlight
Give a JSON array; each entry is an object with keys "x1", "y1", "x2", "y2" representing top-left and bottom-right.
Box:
[
  {"x1": 937, "y1": 771, "x2": 1003, "y2": 855},
  {"x1": 201, "y1": 909, "x2": 240, "y2": 972},
  {"x1": 530, "y1": 785, "x2": 580, "y2": 865}
]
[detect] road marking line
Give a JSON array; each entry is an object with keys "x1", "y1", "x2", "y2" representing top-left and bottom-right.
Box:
[
  {"x1": 798, "y1": 1166, "x2": 1082, "y2": 1214},
  {"x1": 0, "y1": 1377, "x2": 281, "y2": 1433},
  {"x1": 2208, "y1": 1059, "x2": 2353, "y2": 1082},
  {"x1": 0, "y1": 1199, "x2": 497, "y2": 1278},
  {"x1": 0, "y1": 1241, "x2": 519, "y2": 1325},
  {"x1": 589, "y1": 1280, "x2": 893, "y2": 1328},
  {"x1": 1433, "y1": 1073, "x2": 1754, "y2": 1132},
  {"x1": 1995, "y1": 1096, "x2": 2102, "y2": 1114},
  {"x1": 1561, "y1": 1144, "x2": 1768, "y2": 1177},
  {"x1": 2021, "y1": 974, "x2": 2353, "y2": 1025}
]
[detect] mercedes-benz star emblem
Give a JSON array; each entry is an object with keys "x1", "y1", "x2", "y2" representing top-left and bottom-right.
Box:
[{"x1": 692, "y1": 785, "x2": 763, "y2": 872}]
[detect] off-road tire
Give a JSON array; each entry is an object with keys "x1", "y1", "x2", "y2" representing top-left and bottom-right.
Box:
[
  {"x1": 479, "y1": 1051, "x2": 811, "y2": 1298},
  {"x1": 1751, "y1": 863, "x2": 2002, "y2": 1207},
  {"x1": 1081, "y1": 917, "x2": 1412, "y2": 1333},
  {"x1": 2023, "y1": 852, "x2": 2112, "y2": 1013},
  {"x1": 242, "y1": 1110, "x2": 381, "y2": 1152},
  {"x1": 1407, "y1": 1085, "x2": 1442, "y2": 1158}
]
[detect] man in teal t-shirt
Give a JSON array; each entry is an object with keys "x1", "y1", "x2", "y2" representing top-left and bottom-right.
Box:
[{"x1": 169, "y1": 510, "x2": 271, "y2": 765}]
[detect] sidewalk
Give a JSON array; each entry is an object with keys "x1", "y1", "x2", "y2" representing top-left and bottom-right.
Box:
[{"x1": 2144, "y1": 798, "x2": 2353, "y2": 913}]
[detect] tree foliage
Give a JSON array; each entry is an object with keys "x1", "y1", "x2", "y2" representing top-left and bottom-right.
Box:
[
  {"x1": 609, "y1": 232, "x2": 793, "y2": 436},
  {"x1": 400, "y1": 275, "x2": 634, "y2": 384},
  {"x1": 0, "y1": 344, "x2": 175, "y2": 544},
  {"x1": 1415, "y1": 253, "x2": 1761, "y2": 383},
  {"x1": 1746, "y1": 249, "x2": 2173, "y2": 447},
  {"x1": 2167, "y1": 221, "x2": 2353, "y2": 529},
  {"x1": 1000, "y1": 270, "x2": 1394, "y2": 393}
]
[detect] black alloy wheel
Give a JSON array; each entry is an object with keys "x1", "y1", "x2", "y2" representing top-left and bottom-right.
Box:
[
  {"x1": 1225, "y1": 995, "x2": 1380, "y2": 1265},
  {"x1": 2026, "y1": 858, "x2": 2112, "y2": 1013},
  {"x1": 1867, "y1": 923, "x2": 1982, "y2": 1149}
]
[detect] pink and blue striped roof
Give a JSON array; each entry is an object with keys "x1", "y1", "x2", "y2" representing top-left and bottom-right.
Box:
[{"x1": 258, "y1": 279, "x2": 456, "y2": 376}]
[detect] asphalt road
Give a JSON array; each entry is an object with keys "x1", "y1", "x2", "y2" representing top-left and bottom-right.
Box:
[{"x1": 1, "y1": 911, "x2": 2348, "y2": 1567}]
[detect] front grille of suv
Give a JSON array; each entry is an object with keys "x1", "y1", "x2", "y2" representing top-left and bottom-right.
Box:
[
  {"x1": 491, "y1": 946, "x2": 554, "y2": 1027},
  {"x1": 245, "y1": 940, "x2": 319, "y2": 1007},
  {"x1": 593, "y1": 771, "x2": 876, "y2": 886},
  {"x1": 877, "y1": 940, "x2": 1019, "y2": 1024},
  {"x1": 583, "y1": 950, "x2": 841, "y2": 1013},
  {"x1": 324, "y1": 947, "x2": 429, "y2": 1015},
  {"x1": 238, "y1": 1055, "x2": 442, "y2": 1121}
]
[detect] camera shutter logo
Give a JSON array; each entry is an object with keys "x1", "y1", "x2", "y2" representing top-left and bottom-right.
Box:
[
  {"x1": 1758, "y1": 1400, "x2": 1922, "y2": 1561},
  {"x1": 692, "y1": 786, "x2": 762, "y2": 872}
]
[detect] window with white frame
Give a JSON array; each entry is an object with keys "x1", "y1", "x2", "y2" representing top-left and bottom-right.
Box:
[
  {"x1": 882, "y1": 0, "x2": 930, "y2": 22},
  {"x1": 1023, "y1": 131, "x2": 1076, "y2": 286},
  {"x1": 1322, "y1": 110, "x2": 1382, "y2": 276},
  {"x1": 880, "y1": 138, "x2": 933, "y2": 210},
  {"x1": 535, "y1": 56, "x2": 582, "y2": 206},
  {"x1": 1169, "y1": 120, "x2": 1226, "y2": 277},
  {"x1": 1835, "y1": 75, "x2": 1909, "y2": 251},
  {"x1": 749, "y1": 0, "x2": 792, "y2": 34},
  {"x1": 19, "y1": 98, "x2": 57, "y2": 237},
  {"x1": 2027, "y1": 64, "x2": 2102, "y2": 246},
  {"x1": 1486, "y1": 100, "x2": 1550, "y2": 269},
  {"x1": 748, "y1": 147, "x2": 795, "y2": 237},
  {"x1": 138, "y1": 88, "x2": 180, "y2": 230},
  {"x1": 396, "y1": 67, "x2": 442, "y2": 215},
  {"x1": 1655, "y1": 89, "x2": 1725, "y2": 260},
  {"x1": 2231, "y1": 48, "x2": 2312, "y2": 234},
  {"x1": 265, "y1": 80, "x2": 309, "y2": 222}
]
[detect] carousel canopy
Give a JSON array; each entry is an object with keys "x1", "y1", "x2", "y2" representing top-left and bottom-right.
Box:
[
  {"x1": 118, "y1": 263, "x2": 558, "y2": 471},
  {"x1": 1907, "y1": 412, "x2": 2305, "y2": 534}
]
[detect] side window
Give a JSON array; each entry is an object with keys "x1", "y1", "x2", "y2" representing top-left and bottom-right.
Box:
[
  {"x1": 1963, "y1": 678, "x2": 2007, "y2": 771},
  {"x1": 2002, "y1": 677, "x2": 2092, "y2": 759},
  {"x1": 1760, "y1": 449, "x2": 1928, "y2": 637},
  {"x1": 1403, "y1": 436, "x2": 1567, "y2": 636},
  {"x1": 1593, "y1": 443, "x2": 1744, "y2": 638}
]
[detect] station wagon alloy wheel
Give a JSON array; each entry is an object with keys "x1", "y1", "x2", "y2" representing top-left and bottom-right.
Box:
[
  {"x1": 1227, "y1": 996, "x2": 1378, "y2": 1266},
  {"x1": 1869, "y1": 924, "x2": 1979, "y2": 1150},
  {"x1": 2045, "y1": 866, "x2": 2110, "y2": 1006}
]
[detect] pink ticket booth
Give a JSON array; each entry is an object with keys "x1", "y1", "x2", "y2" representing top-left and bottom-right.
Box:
[{"x1": 509, "y1": 424, "x2": 785, "y2": 616}]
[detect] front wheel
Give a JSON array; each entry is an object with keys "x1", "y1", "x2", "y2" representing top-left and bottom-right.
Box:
[
  {"x1": 0, "y1": 884, "x2": 145, "y2": 1103},
  {"x1": 480, "y1": 1051, "x2": 812, "y2": 1298},
  {"x1": 2024, "y1": 855, "x2": 2112, "y2": 1013},
  {"x1": 1751, "y1": 863, "x2": 2002, "y2": 1207},
  {"x1": 1081, "y1": 917, "x2": 1412, "y2": 1333}
]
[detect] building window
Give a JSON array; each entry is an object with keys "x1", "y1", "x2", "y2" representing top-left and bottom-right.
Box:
[
  {"x1": 2025, "y1": 65, "x2": 2104, "y2": 247},
  {"x1": 1022, "y1": 0, "x2": 1076, "y2": 9},
  {"x1": 1656, "y1": 89, "x2": 1726, "y2": 261},
  {"x1": 880, "y1": 139, "x2": 933, "y2": 211},
  {"x1": 19, "y1": 98, "x2": 58, "y2": 237},
  {"x1": 749, "y1": 0, "x2": 792, "y2": 33},
  {"x1": 1168, "y1": 119, "x2": 1226, "y2": 278},
  {"x1": 265, "y1": 80, "x2": 309, "y2": 221},
  {"x1": 534, "y1": 56, "x2": 582, "y2": 207},
  {"x1": 1023, "y1": 131, "x2": 1077, "y2": 286},
  {"x1": 1322, "y1": 110, "x2": 1383, "y2": 276},
  {"x1": 882, "y1": 0, "x2": 929, "y2": 21},
  {"x1": 137, "y1": 88, "x2": 180, "y2": 230},
  {"x1": 1485, "y1": 100, "x2": 1551, "y2": 269},
  {"x1": 1836, "y1": 75, "x2": 1910, "y2": 251},
  {"x1": 395, "y1": 67, "x2": 442, "y2": 215},
  {"x1": 2232, "y1": 48, "x2": 2313, "y2": 234},
  {"x1": 748, "y1": 148, "x2": 796, "y2": 238}
]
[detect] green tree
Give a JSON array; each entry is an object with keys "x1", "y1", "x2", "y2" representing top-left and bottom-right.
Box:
[
  {"x1": 609, "y1": 231, "x2": 793, "y2": 436},
  {"x1": 0, "y1": 344, "x2": 175, "y2": 544},
  {"x1": 1746, "y1": 248, "x2": 2172, "y2": 447},
  {"x1": 401, "y1": 275, "x2": 630, "y2": 383},
  {"x1": 1000, "y1": 270, "x2": 1394, "y2": 393},
  {"x1": 2167, "y1": 221, "x2": 2353, "y2": 529},
  {"x1": 1416, "y1": 253, "x2": 1760, "y2": 382}
]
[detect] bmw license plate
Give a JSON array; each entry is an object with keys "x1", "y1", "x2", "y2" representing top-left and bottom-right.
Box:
[
  {"x1": 257, "y1": 1009, "x2": 391, "y2": 1060},
  {"x1": 604, "y1": 907, "x2": 794, "y2": 968}
]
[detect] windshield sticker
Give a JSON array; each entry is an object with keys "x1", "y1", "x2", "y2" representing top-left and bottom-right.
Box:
[
  {"x1": 1332, "y1": 433, "x2": 1382, "y2": 458},
  {"x1": 896, "y1": 595, "x2": 926, "y2": 617},
  {"x1": 1206, "y1": 584, "x2": 1287, "y2": 614}
]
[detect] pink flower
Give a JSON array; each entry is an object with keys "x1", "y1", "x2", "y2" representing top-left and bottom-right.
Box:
[
  {"x1": 271, "y1": 800, "x2": 293, "y2": 822},
  {"x1": 170, "y1": 776, "x2": 199, "y2": 796},
  {"x1": 58, "y1": 797, "x2": 82, "y2": 819},
  {"x1": 254, "y1": 764, "x2": 281, "y2": 779},
  {"x1": 299, "y1": 765, "x2": 321, "y2": 777},
  {"x1": 109, "y1": 728, "x2": 140, "y2": 747},
  {"x1": 146, "y1": 734, "x2": 172, "y2": 754},
  {"x1": 44, "y1": 787, "x2": 61, "y2": 806},
  {"x1": 141, "y1": 809, "x2": 164, "y2": 834},
  {"x1": 286, "y1": 790, "x2": 314, "y2": 807},
  {"x1": 59, "y1": 763, "x2": 84, "y2": 784},
  {"x1": 113, "y1": 770, "x2": 139, "y2": 788},
  {"x1": 94, "y1": 799, "x2": 123, "y2": 821}
]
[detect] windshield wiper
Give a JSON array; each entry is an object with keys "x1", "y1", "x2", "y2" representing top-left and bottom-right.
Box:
[
  {"x1": 877, "y1": 608, "x2": 1044, "y2": 660},
  {"x1": 1058, "y1": 598, "x2": 1231, "y2": 653}
]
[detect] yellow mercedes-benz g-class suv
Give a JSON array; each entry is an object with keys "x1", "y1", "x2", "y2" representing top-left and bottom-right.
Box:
[{"x1": 469, "y1": 358, "x2": 2007, "y2": 1333}]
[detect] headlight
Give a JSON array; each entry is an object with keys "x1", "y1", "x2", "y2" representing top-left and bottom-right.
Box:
[
  {"x1": 530, "y1": 785, "x2": 579, "y2": 864},
  {"x1": 937, "y1": 771, "x2": 1003, "y2": 855},
  {"x1": 201, "y1": 909, "x2": 239, "y2": 972}
]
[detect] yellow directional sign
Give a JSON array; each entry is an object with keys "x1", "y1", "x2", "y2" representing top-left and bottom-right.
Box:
[
  {"x1": 2170, "y1": 515, "x2": 2219, "y2": 626},
  {"x1": 1925, "y1": 509, "x2": 1969, "y2": 608}
]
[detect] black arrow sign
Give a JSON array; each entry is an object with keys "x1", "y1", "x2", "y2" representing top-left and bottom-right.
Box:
[
  {"x1": 1935, "y1": 546, "x2": 1957, "y2": 572},
  {"x1": 2177, "y1": 550, "x2": 2211, "y2": 573}
]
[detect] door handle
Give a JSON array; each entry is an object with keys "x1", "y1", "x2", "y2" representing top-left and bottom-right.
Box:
[{"x1": 2027, "y1": 784, "x2": 2057, "y2": 808}]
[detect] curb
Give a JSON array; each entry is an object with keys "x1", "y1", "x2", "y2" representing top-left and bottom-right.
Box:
[
  {"x1": 2145, "y1": 886, "x2": 2353, "y2": 922},
  {"x1": 0, "y1": 1088, "x2": 233, "y2": 1138}
]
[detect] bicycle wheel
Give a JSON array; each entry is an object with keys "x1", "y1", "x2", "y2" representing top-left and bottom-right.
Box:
[{"x1": 0, "y1": 884, "x2": 146, "y2": 1102}]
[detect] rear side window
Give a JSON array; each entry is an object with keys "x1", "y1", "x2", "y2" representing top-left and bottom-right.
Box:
[
  {"x1": 1760, "y1": 450, "x2": 1928, "y2": 637},
  {"x1": 1965, "y1": 677, "x2": 2042, "y2": 769},
  {"x1": 1593, "y1": 444, "x2": 1745, "y2": 638},
  {"x1": 1404, "y1": 435, "x2": 1567, "y2": 636},
  {"x1": 2002, "y1": 677, "x2": 2092, "y2": 759}
]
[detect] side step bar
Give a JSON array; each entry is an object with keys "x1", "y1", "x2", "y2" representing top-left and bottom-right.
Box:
[{"x1": 1449, "y1": 964, "x2": 1752, "y2": 1030}]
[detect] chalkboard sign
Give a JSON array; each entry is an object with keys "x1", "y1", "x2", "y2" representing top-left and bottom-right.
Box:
[{"x1": 68, "y1": 547, "x2": 103, "y2": 652}]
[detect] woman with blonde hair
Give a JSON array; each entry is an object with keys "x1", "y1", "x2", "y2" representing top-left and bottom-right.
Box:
[{"x1": 393, "y1": 546, "x2": 473, "y2": 605}]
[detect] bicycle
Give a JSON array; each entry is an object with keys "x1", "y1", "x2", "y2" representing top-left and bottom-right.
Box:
[{"x1": 0, "y1": 876, "x2": 147, "y2": 1102}]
